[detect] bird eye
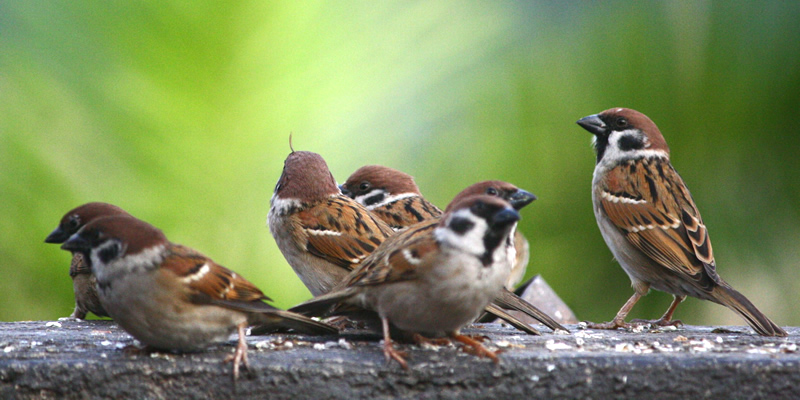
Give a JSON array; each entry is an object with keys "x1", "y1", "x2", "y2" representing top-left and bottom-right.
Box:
[
  {"x1": 359, "y1": 182, "x2": 370, "y2": 191},
  {"x1": 67, "y1": 215, "x2": 81, "y2": 230},
  {"x1": 485, "y1": 187, "x2": 498, "y2": 196},
  {"x1": 615, "y1": 117, "x2": 628, "y2": 128}
]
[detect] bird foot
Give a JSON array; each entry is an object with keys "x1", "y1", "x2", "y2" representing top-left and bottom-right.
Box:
[
  {"x1": 583, "y1": 319, "x2": 635, "y2": 331},
  {"x1": 382, "y1": 340, "x2": 409, "y2": 369},
  {"x1": 630, "y1": 318, "x2": 683, "y2": 328},
  {"x1": 223, "y1": 340, "x2": 250, "y2": 381},
  {"x1": 411, "y1": 334, "x2": 452, "y2": 347},
  {"x1": 451, "y1": 334, "x2": 499, "y2": 364}
]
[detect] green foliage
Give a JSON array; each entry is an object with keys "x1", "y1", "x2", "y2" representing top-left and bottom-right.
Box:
[{"x1": 2, "y1": 1, "x2": 799, "y2": 325}]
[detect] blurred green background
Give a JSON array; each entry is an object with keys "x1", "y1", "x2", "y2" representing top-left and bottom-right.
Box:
[{"x1": 2, "y1": 1, "x2": 799, "y2": 327}]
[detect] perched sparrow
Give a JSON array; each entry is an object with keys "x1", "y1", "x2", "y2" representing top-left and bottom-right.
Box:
[
  {"x1": 340, "y1": 165, "x2": 441, "y2": 231},
  {"x1": 577, "y1": 107, "x2": 786, "y2": 336},
  {"x1": 342, "y1": 167, "x2": 566, "y2": 333},
  {"x1": 268, "y1": 151, "x2": 395, "y2": 297},
  {"x1": 45, "y1": 202, "x2": 131, "y2": 319},
  {"x1": 447, "y1": 181, "x2": 567, "y2": 332},
  {"x1": 342, "y1": 167, "x2": 532, "y2": 290},
  {"x1": 292, "y1": 195, "x2": 520, "y2": 368},
  {"x1": 60, "y1": 215, "x2": 337, "y2": 380}
]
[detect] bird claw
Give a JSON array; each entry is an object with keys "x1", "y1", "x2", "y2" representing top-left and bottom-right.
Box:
[
  {"x1": 583, "y1": 319, "x2": 631, "y2": 330},
  {"x1": 383, "y1": 340, "x2": 409, "y2": 369},
  {"x1": 630, "y1": 318, "x2": 684, "y2": 328},
  {"x1": 224, "y1": 342, "x2": 249, "y2": 381},
  {"x1": 224, "y1": 323, "x2": 250, "y2": 381},
  {"x1": 451, "y1": 334, "x2": 499, "y2": 364},
  {"x1": 411, "y1": 334, "x2": 451, "y2": 347},
  {"x1": 585, "y1": 317, "x2": 683, "y2": 332}
]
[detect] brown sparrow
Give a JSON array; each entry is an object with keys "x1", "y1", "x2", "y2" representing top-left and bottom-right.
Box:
[
  {"x1": 268, "y1": 151, "x2": 395, "y2": 297},
  {"x1": 342, "y1": 167, "x2": 533, "y2": 290},
  {"x1": 60, "y1": 214, "x2": 337, "y2": 380},
  {"x1": 292, "y1": 195, "x2": 520, "y2": 368},
  {"x1": 342, "y1": 167, "x2": 566, "y2": 333},
  {"x1": 340, "y1": 165, "x2": 442, "y2": 231},
  {"x1": 577, "y1": 107, "x2": 786, "y2": 336},
  {"x1": 45, "y1": 202, "x2": 131, "y2": 319}
]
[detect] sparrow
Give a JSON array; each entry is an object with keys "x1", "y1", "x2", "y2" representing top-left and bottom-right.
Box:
[
  {"x1": 339, "y1": 165, "x2": 442, "y2": 231},
  {"x1": 60, "y1": 214, "x2": 337, "y2": 380},
  {"x1": 267, "y1": 151, "x2": 395, "y2": 297},
  {"x1": 342, "y1": 167, "x2": 533, "y2": 290},
  {"x1": 577, "y1": 107, "x2": 786, "y2": 337},
  {"x1": 45, "y1": 202, "x2": 131, "y2": 319},
  {"x1": 341, "y1": 166, "x2": 566, "y2": 333},
  {"x1": 291, "y1": 195, "x2": 520, "y2": 369}
]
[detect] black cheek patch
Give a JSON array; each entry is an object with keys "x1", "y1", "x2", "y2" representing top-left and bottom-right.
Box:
[
  {"x1": 364, "y1": 192, "x2": 385, "y2": 206},
  {"x1": 617, "y1": 134, "x2": 645, "y2": 151},
  {"x1": 98, "y1": 242, "x2": 121, "y2": 264},
  {"x1": 449, "y1": 217, "x2": 474, "y2": 235}
]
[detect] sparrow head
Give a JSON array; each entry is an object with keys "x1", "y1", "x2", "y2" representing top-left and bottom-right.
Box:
[
  {"x1": 340, "y1": 165, "x2": 421, "y2": 207},
  {"x1": 438, "y1": 195, "x2": 520, "y2": 265},
  {"x1": 45, "y1": 202, "x2": 131, "y2": 244},
  {"x1": 577, "y1": 108, "x2": 669, "y2": 164},
  {"x1": 273, "y1": 151, "x2": 340, "y2": 203},
  {"x1": 61, "y1": 215, "x2": 167, "y2": 269},
  {"x1": 446, "y1": 181, "x2": 536, "y2": 213}
]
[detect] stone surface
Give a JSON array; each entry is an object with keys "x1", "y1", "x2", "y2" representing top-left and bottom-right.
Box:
[{"x1": 1, "y1": 320, "x2": 798, "y2": 399}]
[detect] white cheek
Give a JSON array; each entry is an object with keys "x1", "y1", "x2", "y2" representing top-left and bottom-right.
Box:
[
  {"x1": 435, "y1": 210, "x2": 487, "y2": 256},
  {"x1": 356, "y1": 191, "x2": 416, "y2": 210},
  {"x1": 92, "y1": 243, "x2": 165, "y2": 281},
  {"x1": 600, "y1": 130, "x2": 667, "y2": 166},
  {"x1": 269, "y1": 196, "x2": 303, "y2": 217}
]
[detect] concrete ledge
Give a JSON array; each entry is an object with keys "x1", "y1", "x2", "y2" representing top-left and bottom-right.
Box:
[{"x1": 1, "y1": 320, "x2": 798, "y2": 399}]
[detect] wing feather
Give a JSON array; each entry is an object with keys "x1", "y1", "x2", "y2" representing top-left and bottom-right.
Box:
[
  {"x1": 298, "y1": 196, "x2": 395, "y2": 270},
  {"x1": 599, "y1": 158, "x2": 718, "y2": 286}
]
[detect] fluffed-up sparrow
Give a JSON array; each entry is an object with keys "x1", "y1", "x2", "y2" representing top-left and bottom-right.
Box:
[
  {"x1": 291, "y1": 195, "x2": 520, "y2": 368},
  {"x1": 45, "y1": 202, "x2": 131, "y2": 319},
  {"x1": 577, "y1": 107, "x2": 786, "y2": 336},
  {"x1": 60, "y1": 214, "x2": 337, "y2": 380},
  {"x1": 268, "y1": 151, "x2": 395, "y2": 297}
]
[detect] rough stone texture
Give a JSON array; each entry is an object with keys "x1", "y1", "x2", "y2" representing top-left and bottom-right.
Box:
[{"x1": 1, "y1": 320, "x2": 798, "y2": 399}]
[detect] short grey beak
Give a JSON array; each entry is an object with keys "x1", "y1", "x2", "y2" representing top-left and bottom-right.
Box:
[
  {"x1": 60, "y1": 233, "x2": 91, "y2": 253},
  {"x1": 577, "y1": 114, "x2": 607, "y2": 136},
  {"x1": 45, "y1": 226, "x2": 69, "y2": 244},
  {"x1": 509, "y1": 189, "x2": 536, "y2": 210},
  {"x1": 492, "y1": 208, "x2": 521, "y2": 227}
]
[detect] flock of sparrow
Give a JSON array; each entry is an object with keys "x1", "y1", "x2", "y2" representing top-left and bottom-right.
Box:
[{"x1": 43, "y1": 107, "x2": 787, "y2": 380}]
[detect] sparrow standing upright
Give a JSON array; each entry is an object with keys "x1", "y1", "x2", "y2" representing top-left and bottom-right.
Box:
[
  {"x1": 60, "y1": 214, "x2": 337, "y2": 380},
  {"x1": 45, "y1": 202, "x2": 132, "y2": 319},
  {"x1": 577, "y1": 107, "x2": 786, "y2": 336},
  {"x1": 292, "y1": 195, "x2": 520, "y2": 368},
  {"x1": 341, "y1": 167, "x2": 566, "y2": 333},
  {"x1": 268, "y1": 151, "x2": 395, "y2": 297}
]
